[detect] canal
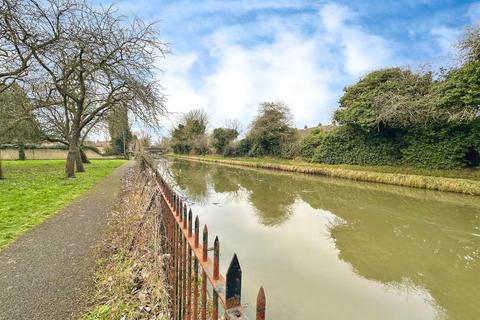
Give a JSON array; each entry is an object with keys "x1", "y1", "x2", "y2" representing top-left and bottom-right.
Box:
[{"x1": 159, "y1": 158, "x2": 480, "y2": 320}]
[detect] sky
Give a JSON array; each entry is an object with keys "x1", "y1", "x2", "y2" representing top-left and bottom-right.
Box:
[{"x1": 96, "y1": 0, "x2": 480, "y2": 137}]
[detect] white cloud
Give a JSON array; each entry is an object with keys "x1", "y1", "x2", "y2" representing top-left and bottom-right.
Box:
[
  {"x1": 158, "y1": 2, "x2": 396, "y2": 133},
  {"x1": 430, "y1": 26, "x2": 461, "y2": 57},
  {"x1": 319, "y1": 3, "x2": 392, "y2": 76},
  {"x1": 320, "y1": 3, "x2": 352, "y2": 32},
  {"x1": 162, "y1": 53, "x2": 206, "y2": 114},
  {"x1": 203, "y1": 33, "x2": 336, "y2": 128}
]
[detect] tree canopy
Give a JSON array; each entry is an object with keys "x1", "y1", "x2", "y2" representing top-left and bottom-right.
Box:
[
  {"x1": 334, "y1": 68, "x2": 438, "y2": 131},
  {"x1": 212, "y1": 128, "x2": 238, "y2": 155},
  {"x1": 247, "y1": 101, "x2": 296, "y2": 156},
  {"x1": 0, "y1": 84, "x2": 40, "y2": 144},
  {"x1": 171, "y1": 109, "x2": 209, "y2": 155}
]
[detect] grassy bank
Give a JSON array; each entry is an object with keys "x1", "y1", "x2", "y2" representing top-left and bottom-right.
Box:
[
  {"x1": 169, "y1": 155, "x2": 480, "y2": 196},
  {"x1": 82, "y1": 164, "x2": 169, "y2": 320},
  {"x1": 0, "y1": 159, "x2": 126, "y2": 249}
]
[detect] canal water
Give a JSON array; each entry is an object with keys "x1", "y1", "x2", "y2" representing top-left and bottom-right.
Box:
[{"x1": 159, "y1": 158, "x2": 480, "y2": 320}]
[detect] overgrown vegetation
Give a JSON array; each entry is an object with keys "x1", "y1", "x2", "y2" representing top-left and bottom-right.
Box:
[
  {"x1": 82, "y1": 163, "x2": 169, "y2": 320},
  {"x1": 0, "y1": 160, "x2": 126, "y2": 249},
  {"x1": 212, "y1": 127, "x2": 238, "y2": 155},
  {"x1": 165, "y1": 25, "x2": 480, "y2": 171},
  {"x1": 170, "y1": 109, "x2": 209, "y2": 155}
]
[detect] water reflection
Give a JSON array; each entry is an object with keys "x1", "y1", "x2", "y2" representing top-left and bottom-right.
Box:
[{"x1": 164, "y1": 159, "x2": 480, "y2": 320}]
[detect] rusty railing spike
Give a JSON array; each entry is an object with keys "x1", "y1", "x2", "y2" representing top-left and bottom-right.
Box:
[
  {"x1": 188, "y1": 209, "x2": 193, "y2": 237},
  {"x1": 225, "y1": 253, "x2": 242, "y2": 309},
  {"x1": 213, "y1": 236, "x2": 220, "y2": 280},
  {"x1": 202, "y1": 225, "x2": 208, "y2": 262},
  {"x1": 256, "y1": 286, "x2": 266, "y2": 320},
  {"x1": 183, "y1": 204, "x2": 187, "y2": 229},
  {"x1": 194, "y1": 216, "x2": 199, "y2": 248}
]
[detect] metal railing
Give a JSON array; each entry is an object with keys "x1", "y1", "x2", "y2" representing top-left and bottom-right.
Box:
[{"x1": 140, "y1": 159, "x2": 267, "y2": 320}]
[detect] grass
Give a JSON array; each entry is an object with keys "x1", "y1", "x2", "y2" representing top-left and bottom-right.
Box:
[
  {"x1": 170, "y1": 154, "x2": 480, "y2": 196},
  {"x1": 0, "y1": 159, "x2": 126, "y2": 249},
  {"x1": 82, "y1": 164, "x2": 169, "y2": 320}
]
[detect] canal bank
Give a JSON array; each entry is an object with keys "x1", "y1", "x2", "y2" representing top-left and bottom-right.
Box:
[
  {"x1": 168, "y1": 155, "x2": 480, "y2": 196},
  {"x1": 162, "y1": 157, "x2": 480, "y2": 320}
]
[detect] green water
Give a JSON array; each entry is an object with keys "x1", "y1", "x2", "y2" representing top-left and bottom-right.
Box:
[{"x1": 161, "y1": 159, "x2": 480, "y2": 320}]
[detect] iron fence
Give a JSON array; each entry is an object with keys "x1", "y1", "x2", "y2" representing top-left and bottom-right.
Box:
[{"x1": 140, "y1": 159, "x2": 267, "y2": 320}]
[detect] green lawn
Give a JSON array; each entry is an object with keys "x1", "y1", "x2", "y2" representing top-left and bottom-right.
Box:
[{"x1": 0, "y1": 159, "x2": 126, "y2": 249}]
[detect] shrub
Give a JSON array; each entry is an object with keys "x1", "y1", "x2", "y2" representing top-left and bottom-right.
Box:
[
  {"x1": 299, "y1": 128, "x2": 325, "y2": 160},
  {"x1": 234, "y1": 138, "x2": 253, "y2": 156},
  {"x1": 212, "y1": 128, "x2": 238, "y2": 154},
  {"x1": 312, "y1": 126, "x2": 401, "y2": 166},
  {"x1": 401, "y1": 124, "x2": 480, "y2": 168}
]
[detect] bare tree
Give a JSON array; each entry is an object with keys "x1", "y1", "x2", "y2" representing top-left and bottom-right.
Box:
[
  {"x1": 2, "y1": 0, "x2": 167, "y2": 177},
  {"x1": 0, "y1": 0, "x2": 68, "y2": 90},
  {"x1": 225, "y1": 118, "x2": 243, "y2": 135},
  {"x1": 458, "y1": 25, "x2": 480, "y2": 63}
]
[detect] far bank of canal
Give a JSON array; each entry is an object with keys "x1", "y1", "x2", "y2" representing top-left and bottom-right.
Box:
[{"x1": 158, "y1": 158, "x2": 480, "y2": 320}]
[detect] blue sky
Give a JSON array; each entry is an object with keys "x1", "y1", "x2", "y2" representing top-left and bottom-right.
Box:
[{"x1": 98, "y1": 0, "x2": 479, "y2": 135}]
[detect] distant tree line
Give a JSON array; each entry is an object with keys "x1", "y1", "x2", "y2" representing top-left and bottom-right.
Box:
[{"x1": 168, "y1": 25, "x2": 480, "y2": 169}]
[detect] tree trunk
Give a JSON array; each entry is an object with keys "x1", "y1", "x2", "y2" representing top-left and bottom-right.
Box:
[
  {"x1": 0, "y1": 159, "x2": 4, "y2": 180},
  {"x1": 80, "y1": 148, "x2": 91, "y2": 164},
  {"x1": 66, "y1": 138, "x2": 80, "y2": 178},
  {"x1": 75, "y1": 150, "x2": 85, "y2": 172},
  {"x1": 18, "y1": 142, "x2": 26, "y2": 160},
  {"x1": 65, "y1": 147, "x2": 77, "y2": 178}
]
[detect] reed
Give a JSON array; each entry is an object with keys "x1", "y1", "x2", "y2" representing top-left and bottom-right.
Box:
[{"x1": 171, "y1": 155, "x2": 480, "y2": 196}]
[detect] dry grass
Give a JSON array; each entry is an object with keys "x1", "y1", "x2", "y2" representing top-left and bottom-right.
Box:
[
  {"x1": 82, "y1": 164, "x2": 171, "y2": 320},
  {"x1": 172, "y1": 155, "x2": 480, "y2": 196}
]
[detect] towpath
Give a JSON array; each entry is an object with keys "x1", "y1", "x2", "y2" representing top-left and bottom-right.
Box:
[{"x1": 0, "y1": 161, "x2": 134, "y2": 320}]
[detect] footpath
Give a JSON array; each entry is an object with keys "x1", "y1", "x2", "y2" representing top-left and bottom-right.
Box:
[{"x1": 0, "y1": 161, "x2": 134, "y2": 320}]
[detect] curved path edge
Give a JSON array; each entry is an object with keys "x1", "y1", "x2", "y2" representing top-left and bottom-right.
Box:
[{"x1": 0, "y1": 160, "x2": 135, "y2": 320}]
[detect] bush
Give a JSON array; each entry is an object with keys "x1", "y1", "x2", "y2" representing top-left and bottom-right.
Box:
[
  {"x1": 280, "y1": 141, "x2": 300, "y2": 159},
  {"x1": 401, "y1": 124, "x2": 480, "y2": 169},
  {"x1": 192, "y1": 141, "x2": 209, "y2": 155},
  {"x1": 234, "y1": 138, "x2": 253, "y2": 156},
  {"x1": 212, "y1": 128, "x2": 238, "y2": 154},
  {"x1": 312, "y1": 126, "x2": 401, "y2": 166},
  {"x1": 299, "y1": 128, "x2": 325, "y2": 160}
]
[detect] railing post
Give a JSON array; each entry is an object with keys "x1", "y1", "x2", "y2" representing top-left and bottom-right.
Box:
[
  {"x1": 225, "y1": 254, "x2": 242, "y2": 309},
  {"x1": 183, "y1": 204, "x2": 187, "y2": 229},
  {"x1": 182, "y1": 233, "x2": 187, "y2": 320},
  {"x1": 202, "y1": 225, "x2": 208, "y2": 262},
  {"x1": 213, "y1": 236, "x2": 219, "y2": 280},
  {"x1": 194, "y1": 216, "x2": 199, "y2": 248},
  {"x1": 256, "y1": 286, "x2": 266, "y2": 320},
  {"x1": 188, "y1": 209, "x2": 193, "y2": 237},
  {"x1": 201, "y1": 270, "x2": 207, "y2": 320},
  {"x1": 201, "y1": 225, "x2": 208, "y2": 320},
  {"x1": 193, "y1": 256, "x2": 199, "y2": 320}
]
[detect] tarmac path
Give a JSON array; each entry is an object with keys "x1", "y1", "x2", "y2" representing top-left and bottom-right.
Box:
[{"x1": 0, "y1": 161, "x2": 134, "y2": 320}]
